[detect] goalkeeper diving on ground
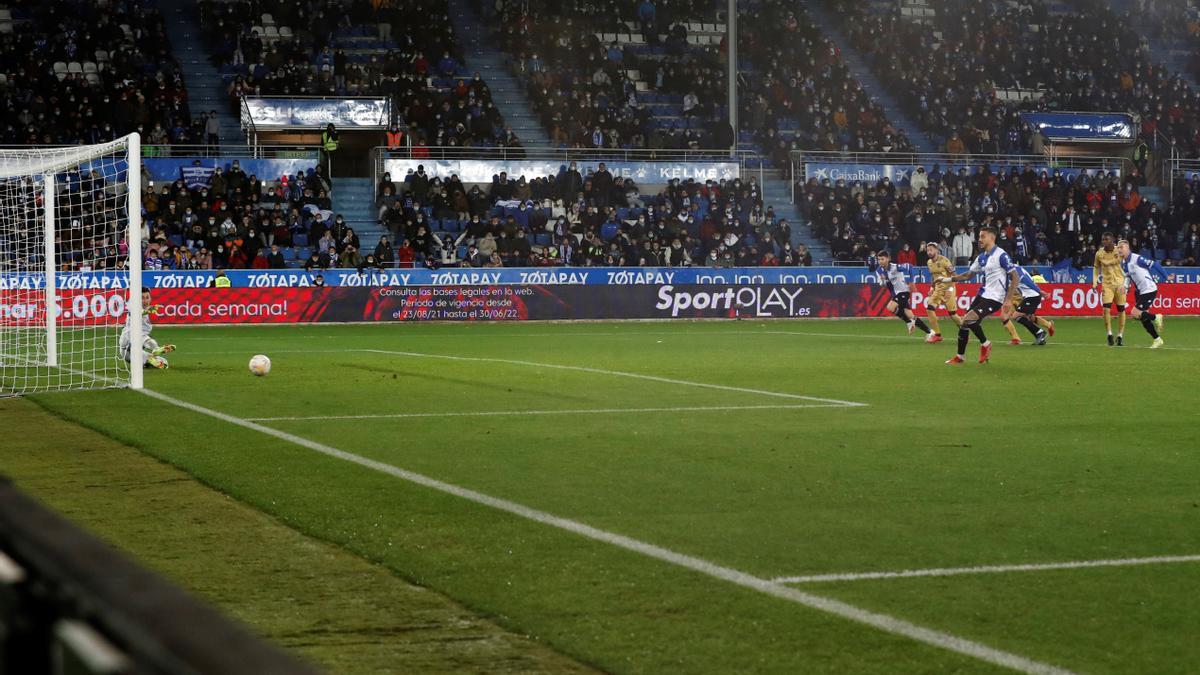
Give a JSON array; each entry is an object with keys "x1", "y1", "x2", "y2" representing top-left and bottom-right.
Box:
[{"x1": 120, "y1": 290, "x2": 176, "y2": 369}]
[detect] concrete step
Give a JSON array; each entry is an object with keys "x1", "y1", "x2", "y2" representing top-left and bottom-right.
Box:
[
  {"x1": 446, "y1": 0, "x2": 553, "y2": 147},
  {"x1": 159, "y1": 0, "x2": 246, "y2": 144},
  {"x1": 803, "y1": 0, "x2": 938, "y2": 153}
]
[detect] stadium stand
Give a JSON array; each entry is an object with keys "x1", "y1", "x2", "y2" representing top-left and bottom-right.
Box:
[
  {"x1": 794, "y1": 160, "x2": 1199, "y2": 268},
  {"x1": 490, "y1": 0, "x2": 914, "y2": 162},
  {"x1": 197, "y1": 0, "x2": 513, "y2": 148},
  {"x1": 378, "y1": 163, "x2": 804, "y2": 268},
  {"x1": 138, "y1": 162, "x2": 337, "y2": 271},
  {"x1": 0, "y1": 0, "x2": 192, "y2": 145},
  {"x1": 736, "y1": 0, "x2": 915, "y2": 161},
  {"x1": 830, "y1": 0, "x2": 1200, "y2": 159},
  {"x1": 492, "y1": 0, "x2": 727, "y2": 152}
]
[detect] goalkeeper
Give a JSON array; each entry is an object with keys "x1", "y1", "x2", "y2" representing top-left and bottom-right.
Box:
[{"x1": 119, "y1": 290, "x2": 175, "y2": 369}]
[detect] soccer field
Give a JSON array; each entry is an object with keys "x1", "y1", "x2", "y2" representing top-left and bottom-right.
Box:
[{"x1": 18, "y1": 318, "x2": 1200, "y2": 674}]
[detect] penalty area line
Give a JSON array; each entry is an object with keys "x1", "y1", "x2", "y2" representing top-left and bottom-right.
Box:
[
  {"x1": 247, "y1": 403, "x2": 847, "y2": 422},
  {"x1": 137, "y1": 387, "x2": 1070, "y2": 675},
  {"x1": 772, "y1": 554, "x2": 1200, "y2": 584}
]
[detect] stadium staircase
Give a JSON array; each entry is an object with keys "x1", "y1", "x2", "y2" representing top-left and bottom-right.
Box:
[
  {"x1": 332, "y1": 177, "x2": 389, "y2": 248},
  {"x1": 1139, "y1": 185, "x2": 1169, "y2": 210},
  {"x1": 801, "y1": 1, "x2": 940, "y2": 154},
  {"x1": 446, "y1": 0, "x2": 553, "y2": 148},
  {"x1": 1106, "y1": 0, "x2": 1200, "y2": 91},
  {"x1": 159, "y1": 0, "x2": 247, "y2": 147},
  {"x1": 761, "y1": 172, "x2": 831, "y2": 260}
]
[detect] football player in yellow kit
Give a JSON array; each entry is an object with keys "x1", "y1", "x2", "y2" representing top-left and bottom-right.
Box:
[
  {"x1": 923, "y1": 242, "x2": 962, "y2": 343},
  {"x1": 1093, "y1": 232, "x2": 1127, "y2": 346}
]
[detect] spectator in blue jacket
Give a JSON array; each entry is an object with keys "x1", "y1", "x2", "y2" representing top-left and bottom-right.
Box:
[{"x1": 438, "y1": 51, "x2": 458, "y2": 77}]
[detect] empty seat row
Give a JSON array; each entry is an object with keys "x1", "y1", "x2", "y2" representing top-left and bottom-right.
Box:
[
  {"x1": 249, "y1": 25, "x2": 293, "y2": 39},
  {"x1": 52, "y1": 61, "x2": 103, "y2": 74}
]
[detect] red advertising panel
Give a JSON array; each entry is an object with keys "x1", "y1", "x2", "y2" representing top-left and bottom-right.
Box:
[
  {"x1": 0, "y1": 288, "x2": 127, "y2": 328},
  {"x1": 5, "y1": 284, "x2": 1199, "y2": 326},
  {"x1": 906, "y1": 284, "x2": 1200, "y2": 316}
]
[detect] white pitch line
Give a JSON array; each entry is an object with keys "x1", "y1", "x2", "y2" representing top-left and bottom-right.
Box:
[
  {"x1": 137, "y1": 387, "x2": 1071, "y2": 675},
  {"x1": 361, "y1": 348, "x2": 869, "y2": 408},
  {"x1": 247, "y1": 403, "x2": 848, "y2": 422},
  {"x1": 772, "y1": 554, "x2": 1200, "y2": 584},
  {"x1": 762, "y1": 330, "x2": 1200, "y2": 352}
]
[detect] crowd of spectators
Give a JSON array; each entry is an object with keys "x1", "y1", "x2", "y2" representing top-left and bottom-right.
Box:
[
  {"x1": 133, "y1": 161, "x2": 381, "y2": 272},
  {"x1": 0, "y1": 171, "x2": 129, "y2": 272},
  {"x1": 491, "y1": 0, "x2": 914, "y2": 161},
  {"x1": 373, "y1": 162, "x2": 809, "y2": 268},
  {"x1": 493, "y1": 0, "x2": 731, "y2": 151},
  {"x1": 834, "y1": 0, "x2": 1200, "y2": 159},
  {"x1": 738, "y1": 0, "x2": 914, "y2": 163},
  {"x1": 0, "y1": 0, "x2": 194, "y2": 146},
  {"x1": 795, "y1": 162, "x2": 1200, "y2": 270},
  {"x1": 199, "y1": 0, "x2": 515, "y2": 148}
]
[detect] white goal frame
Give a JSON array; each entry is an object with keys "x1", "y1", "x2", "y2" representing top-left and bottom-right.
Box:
[{"x1": 0, "y1": 133, "x2": 142, "y2": 394}]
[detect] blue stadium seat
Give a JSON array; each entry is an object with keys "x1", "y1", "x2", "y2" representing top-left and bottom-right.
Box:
[{"x1": 293, "y1": 233, "x2": 309, "y2": 246}]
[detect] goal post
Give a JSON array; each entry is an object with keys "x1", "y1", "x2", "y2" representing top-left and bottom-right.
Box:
[
  {"x1": 127, "y1": 134, "x2": 143, "y2": 392},
  {"x1": 43, "y1": 171, "x2": 56, "y2": 368},
  {"x1": 0, "y1": 134, "x2": 143, "y2": 396}
]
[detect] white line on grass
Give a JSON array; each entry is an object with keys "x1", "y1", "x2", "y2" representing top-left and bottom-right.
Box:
[
  {"x1": 763, "y1": 330, "x2": 1200, "y2": 351},
  {"x1": 247, "y1": 403, "x2": 848, "y2": 422},
  {"x1": 772, "y1": 554, "x2": 1200, "y2": 584},
  {"x1": 361, "y1": 348, "x2": 869, "y2": 407},
  {"x1": 137, "y1": 387, "x2": 1072, "y2": 675}
]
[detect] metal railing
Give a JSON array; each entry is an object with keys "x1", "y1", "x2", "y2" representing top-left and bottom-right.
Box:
[
  {"x1": 792, "y1": 149, "x2": 1130, "y2": 171},
  {"x1": 141, "y1": 144, "x2": 320, "y2": 159},
  {"x1": 238, "y1": 90, "x2": 259, "y2": 147},
  {"x1": 1165, "y1": 158, "x2": 1200, "y2": 202}
]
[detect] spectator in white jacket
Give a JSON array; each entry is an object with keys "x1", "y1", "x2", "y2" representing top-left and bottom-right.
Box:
[
  {"x1": 951, "y1": 226, "x2": 975, "y2": 264},
  {"x1": 909, "y1": 166, "x2": 929, "y2": 193}
]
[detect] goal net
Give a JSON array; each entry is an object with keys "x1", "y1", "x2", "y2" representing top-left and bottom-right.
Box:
[{"x1": 0, "y1": 135, "x2": 143, "y2": 396}]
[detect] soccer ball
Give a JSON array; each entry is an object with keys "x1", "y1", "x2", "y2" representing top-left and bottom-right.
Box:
[{"x1": 248, "y1": 354, "x2": 271, "y2": 376}]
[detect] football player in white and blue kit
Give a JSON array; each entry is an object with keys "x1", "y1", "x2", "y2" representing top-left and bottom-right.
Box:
[
  {"x1": 870, "y1": 250, "x2": 933, "y2": 337},
  {"x1": 1003, "y1": 265, "x2": 1049, "y2": 346},
  {"x1": 1117, "y1": 240, "x2": 1167, "y2": 348},
  {"x1": 938, "y1": 226, "x2": 1021, "y2": 364}
]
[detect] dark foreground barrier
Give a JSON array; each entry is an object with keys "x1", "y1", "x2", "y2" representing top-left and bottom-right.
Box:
[{"x1": 0, "y1": 477, "x2": 319, "y2": 675}]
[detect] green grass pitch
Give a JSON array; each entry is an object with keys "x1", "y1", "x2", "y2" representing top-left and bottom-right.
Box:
[{"x1": 15, "y1": 317, "x2": 1200, "y2": 673}]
